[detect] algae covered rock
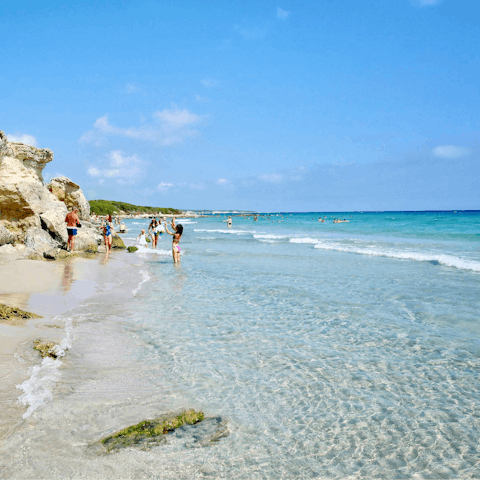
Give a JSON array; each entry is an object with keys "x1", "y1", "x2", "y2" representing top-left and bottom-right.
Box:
[
  {"x1": 111, "y1": 234, "x2": 126, "y2": 250},
  {"x1": 98, "y1": 410, "x2": 205, "y2": 453},
  {"x1": 146, "y1": 236, "x2": 151, "y2": 243},
  {"x1": 127, "y1": 246, "x2": 138, "y2": 253},
  {"x1": 33, "y1": 340, "x2": 59, "y2": 358},
  {"x1": 0, "y1": 304, "x2": 42, "y2": 321},
  {"x1": 43, "y1": 248, "x2": 77, "y2": 260}
]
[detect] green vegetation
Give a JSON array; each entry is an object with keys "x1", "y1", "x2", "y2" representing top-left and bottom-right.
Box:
[
  {"x1": 89, "y1": 200, "x2": 181, "y2": 216},
  {"x1": 100, "y1": 410, "x2": 205, "y2": 452}
]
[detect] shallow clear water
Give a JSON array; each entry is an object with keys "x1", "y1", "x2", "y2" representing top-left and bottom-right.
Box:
[{"x1": 2, "y1": 212, "x2": 480, "y2": 479}]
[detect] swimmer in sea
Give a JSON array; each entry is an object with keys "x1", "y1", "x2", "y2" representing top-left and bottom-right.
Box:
[{"x1": 165, "y1": 222, "x2": 183, "y2": 263}]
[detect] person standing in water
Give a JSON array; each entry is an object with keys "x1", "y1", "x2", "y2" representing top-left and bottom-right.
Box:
[
  {"x1": 227, "y1": 216, "x2": 232, "y2": 228},
  {"x1": 165, "y1": 221, "x2": 183, "y2": 263}
]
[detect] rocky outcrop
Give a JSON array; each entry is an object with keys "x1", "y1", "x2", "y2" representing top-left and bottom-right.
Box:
[
  {"x1": 0, "y1": 225, "x2": 15, "y2": 246},
  {"x1": 47, "y1": 176, "x2": 90, "y2": 220},
  {"x1": 0, "y1": 131, "x2": 101, "y2": 255},
  {"x1": 24, "y1": 227, "x2": 60, "y2": 252}
]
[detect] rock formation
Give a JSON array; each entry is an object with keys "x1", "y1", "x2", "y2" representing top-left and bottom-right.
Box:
[
  {"x1": 0, "y1": 131, "x2": 102, "y2": 256},
  {"x1": 47, "y1": 176, "x2": 90, "y2": 220}
]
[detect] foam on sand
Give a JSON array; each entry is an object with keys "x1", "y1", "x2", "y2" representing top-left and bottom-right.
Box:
[{"x1": 16, "y1": 317, "x2": 73, "y2": 419}]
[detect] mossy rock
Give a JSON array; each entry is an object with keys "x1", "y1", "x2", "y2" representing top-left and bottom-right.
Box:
[
  {"x1": 43, "y1": 248, "x2": 78, "y2": 260},
  {"x1": 111, "y1": 234, "x2": 126, "y2": 250},
  {"x1": 127, "y1": 246, "x2": 138, "y2": 253},
  {"x1": 99, "y1": 410, "x2": 205, "y2": 453},
  {"x1": 0, "y1": 304, "x2": 42, "y2": 321},
  {"x1": 33, "y1": 340, "x2": 59, "y2": 358},
  {"x1": 84, "y1": 244, "x2": 98, "y2": 254},
  {"x1": 146, "y1": 237, "x2": 151, "y2": 243}
]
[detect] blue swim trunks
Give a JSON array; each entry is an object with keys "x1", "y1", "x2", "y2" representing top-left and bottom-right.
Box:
[{"x1": 67, "y1": 228, "x2": 77, "y2": 236}]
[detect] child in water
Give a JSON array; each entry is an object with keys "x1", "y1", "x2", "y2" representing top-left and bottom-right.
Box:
[{"x1": 137, "y1": 229, "x2": 148, "y2": 247}]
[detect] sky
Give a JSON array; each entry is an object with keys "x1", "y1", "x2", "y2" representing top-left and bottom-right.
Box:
[{"x1": 1, "y1": 0, "x2": 479, "y2": 211}]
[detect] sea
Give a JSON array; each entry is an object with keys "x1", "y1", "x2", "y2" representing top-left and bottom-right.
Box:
[{"x1": 1, "y1": 211, "x2": 479, "y2": 479}]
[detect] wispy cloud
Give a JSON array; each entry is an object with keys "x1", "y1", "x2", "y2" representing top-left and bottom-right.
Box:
[
  {"x1": 87, "y1": 150, "x2": 143, "y2": 184},
  {"x1": 277, "y1": 7, "x2": 290, "y2": 19},
  {"x1": 258, "y1": 173, "x2": 283, "y2": 183},
  {"x1": 217, "y1": 178, "x2": 229, "y2": 185},
  {"x1": 432, "y1": 145, "x2": 470, "y2": 159},
  {"x1": 80, "y1": 108, "x2": 202, "y2": 146},
  {"x1": 124, "y1": 82, "x2": 140, "y2": 94},
  {"x1": 408, "y1": 0, "x2": 441, "y2": 7},
  {"x1": 6, "y1": 133, "x2": 37, "y2": 146},
  {"x1": 201, "y1": 78, "x2": 219, "y2": 88}
]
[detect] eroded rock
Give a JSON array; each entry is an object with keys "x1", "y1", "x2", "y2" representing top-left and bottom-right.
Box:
[
  {"x1": 47, "y1": 176, "x2": 90, "y2": 220},
  {"x1": 0, "y1": 225, "x2": 15, "y2": 246},
  {"x1": 127, "y1": 246, "x2": 138, "y2": 253},
  {"x1": 24, "y1": 227, "x2": 60, "y2": 253}
]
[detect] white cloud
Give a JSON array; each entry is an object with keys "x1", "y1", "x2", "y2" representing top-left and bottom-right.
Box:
[
  {"x1": 124, "y1": 82, "x2": 140, "y2": 94},
  {"x1": 408, "y1": 0, "x2": 441, "y2": 6},
  {"x1": 6, "y1": 133, "x2": 37, "y2": 146},
  {"x1": 87, "y1": 150, "x2": 143, "y2": 184},
  {"x1": 201, "y1": 78, "x2": 218, "y2": 88},
  {"x1": 432, "y1": 145, "x2": 470, "y2": 159},
  {"x1": 157, "y1": 182, "x2": 175, "y2": 193},
  {"x1": 217, "y1": 178, "x2": 229, "y2": 185},
  {"x1": 277, "y1": 7, "x2": 290, "y2": 19},
  {"x1": 80, "y1": 108, "x2": 202, "y2": 146},
  {"x1": 259, "y1": 173, "x2": 283, "y2": 183}
]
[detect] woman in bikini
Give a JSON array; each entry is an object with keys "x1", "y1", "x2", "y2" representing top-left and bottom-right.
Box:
[
  {"x1": 165, "y1": 222, "x2": 183, "y2": 263},
  {"x1": 148, "y1": 219, "x2": 156, "y2": 248}
]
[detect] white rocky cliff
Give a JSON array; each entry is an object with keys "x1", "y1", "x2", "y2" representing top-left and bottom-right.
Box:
[{"x1": 0, "y1": 131, "x2": 101, "y2": 256}]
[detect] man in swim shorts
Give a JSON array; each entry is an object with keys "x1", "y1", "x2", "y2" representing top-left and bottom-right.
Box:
[{"x1": 65, "y1": 207, "x2": 80, "y2": 252}]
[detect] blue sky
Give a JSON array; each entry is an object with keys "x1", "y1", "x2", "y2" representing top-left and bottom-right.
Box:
[{"x1": 1, "y1": 0, "x2": 479, "y2": 211}]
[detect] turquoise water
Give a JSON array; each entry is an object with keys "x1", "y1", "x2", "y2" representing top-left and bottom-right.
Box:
[
  {"x1": 3, "y1": 212, "x2": 480, "y2": 479},
  {"x1": 117, "y1": 212, "x2": 480, "y2": 478}
]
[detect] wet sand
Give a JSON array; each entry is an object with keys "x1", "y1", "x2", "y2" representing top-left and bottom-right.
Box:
[{"x1": 0, "y1": 251, "x2": 138, "y2": 440}]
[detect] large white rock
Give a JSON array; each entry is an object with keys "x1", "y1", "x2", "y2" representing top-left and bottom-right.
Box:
[
  {"x1": 24, "y1": 227, "x2": 60, "y2": 253},
  {"x1": 47, "y1": 176, "x2": 91, "y2": 220},
  {"x1": 0, "y1": 131, "x2": 63, "y2": 236}
]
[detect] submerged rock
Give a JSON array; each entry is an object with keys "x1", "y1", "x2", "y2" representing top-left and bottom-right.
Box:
[
  {"x1": 127, "y1": 246, "x2": 138, "y2": 253},
  {"x1": 96, "y1": 410, "x2": 206, "y2": 453},
  {"x1": 0, "y1": 304, "x2": 42, "y2": 321}
]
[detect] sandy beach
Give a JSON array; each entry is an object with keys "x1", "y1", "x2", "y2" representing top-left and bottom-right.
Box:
[{"x1": 0, "y1": 250, "x2": 144, "y2": 441}]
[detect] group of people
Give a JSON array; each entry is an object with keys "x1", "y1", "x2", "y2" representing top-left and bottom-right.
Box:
[
  {"x1": 65, "y1": 208, "x2": 183, "y2": 262},
  {"x1": 137, "y1": 217, "x2": 183, "y2": 263}
]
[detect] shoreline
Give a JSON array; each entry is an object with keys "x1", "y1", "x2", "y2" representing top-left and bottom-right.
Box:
[{"x1": 0, "y1": 249, "x2": 149, "y2": 440}]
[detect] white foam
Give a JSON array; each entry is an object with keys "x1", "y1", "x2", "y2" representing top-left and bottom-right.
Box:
[
  {"x1": 253, "y1": 234, "x2": 290, "y2": 240},
  {"x1": 194, "y1": 229, "x2": 255, "y2": 235},
  {"x1": 289, "y1": 237, "x2": 321, "y2": 244},
  {"x1": 132, "y1": 269, "x2": 151, "y2": 296},
  {"x1": 135, "y1": 246, "x2": 171, "y2": 256},
  {"x1": 313, "y1": 243, "x2": 480, "y2": 272},
  {"x1": 16, "y1": 317, "x2": 73, "y2": 419}
]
